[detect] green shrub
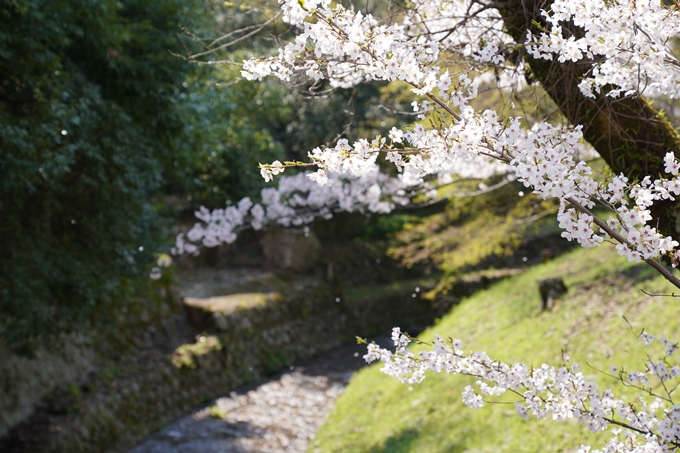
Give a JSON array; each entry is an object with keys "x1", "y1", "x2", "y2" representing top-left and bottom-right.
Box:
[{"x1": 0, "y1": 0, "x2": 206, "y2": 352}]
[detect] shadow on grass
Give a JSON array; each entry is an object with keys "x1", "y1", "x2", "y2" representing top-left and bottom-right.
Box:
[
  {"x1": 620, "y1": 262, "x2": 664, "y2": 285},
  {"x1": 368, "y1": 429, "x2": 419, "y2": 453},
  {"x1": 367, "y1": 427, "x2": 472, "y2": 453}
]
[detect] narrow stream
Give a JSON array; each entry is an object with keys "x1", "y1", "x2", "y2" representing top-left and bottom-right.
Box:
[{"x1": 126, "y1": 338, "x2": 386, "y2": 453}]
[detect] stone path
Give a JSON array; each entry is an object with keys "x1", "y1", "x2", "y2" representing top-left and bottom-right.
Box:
[{"x1": 126, "y1": 338, "x2": 386, "y2": 453}]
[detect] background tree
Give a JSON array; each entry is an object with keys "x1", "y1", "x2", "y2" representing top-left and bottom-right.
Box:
[
  {"x1": 0, "y1": 0, "x2": 412, "y2": 353},
  {"x1": 0, "y1": 0, "x2": 210, "y2": 352}
]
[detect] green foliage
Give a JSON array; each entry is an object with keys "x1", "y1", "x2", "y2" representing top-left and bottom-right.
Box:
[
  {"x1": 165, "y1": 64, "x2": 289, "y2": 207},
  {"x1": 0, "y1": 0, "x2": 209, "y2": 352},
  {"x1": 311, "y1": 246, "x2": 680, "y2": 453},
  {"x1": 361, "y1": 213, "x2": 420, "y2": 241},
  {"x1": 389, "y1": 178, "x2": 558, "y2": 276}
]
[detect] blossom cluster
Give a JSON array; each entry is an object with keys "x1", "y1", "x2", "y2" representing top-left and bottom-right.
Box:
[
  {"x1": 525, "y1": 0, "x2": 680, "y2": 99},
  {"x1": 246, "y1": 0, "x2": 680, "y2": 271},
  {"x1": 242, "y1": 1, "x2": 440, "y2": 89},
  {"x1": 241, "y1": 0, "x2": 517, "y2": 91},
  {"x1": 364, "y1": 328, "x2": 680, "y2": 453},
  {"x1": 508, "y1": 127, "x2": 680, "y2": 263},
  {"x1": 171, "y1": 167, "x2": 432, "y2": 255},
  {"x1": 398, "y1": 0, "x2": 511, "y2": 62}
]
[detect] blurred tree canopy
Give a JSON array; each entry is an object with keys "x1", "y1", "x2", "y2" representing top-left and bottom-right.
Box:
[
  {"x1": 0, "y1": 0, "x2": 212, "y2": 352},
  {"x1": 0, "y1": 0, "x2": 295, "y2": 352},
  {"x1": 0, "y1": 0, "x2": 406, "y2": 353}
]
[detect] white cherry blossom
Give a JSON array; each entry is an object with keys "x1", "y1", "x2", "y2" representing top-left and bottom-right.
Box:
[
  {"x1": 364, "y1": 328, "x2": 680, "y2": 453},
  {"x1": 171, "y1": 167, "x2": 436, "y2": 255}
]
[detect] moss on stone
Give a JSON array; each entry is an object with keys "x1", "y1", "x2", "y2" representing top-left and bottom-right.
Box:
[{"x1": 171, "y1": 335, "x2": 223, "y2": 369}]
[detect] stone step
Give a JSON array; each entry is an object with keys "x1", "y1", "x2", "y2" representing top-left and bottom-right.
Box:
[{"x1": 183, "y1": 292, "x2": 281, "y2": 331}]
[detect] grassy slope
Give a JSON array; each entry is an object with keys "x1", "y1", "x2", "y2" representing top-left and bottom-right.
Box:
[{"x1": 310, "y1": 246, "x2": 680, "y2": 453}]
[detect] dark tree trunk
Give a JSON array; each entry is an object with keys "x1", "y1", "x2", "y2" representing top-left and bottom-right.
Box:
[{"x1": 496, "y1": 0, "x2": 680, "y2": 236}]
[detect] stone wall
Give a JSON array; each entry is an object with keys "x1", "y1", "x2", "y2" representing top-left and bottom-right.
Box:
[
  {"x1": 0, "y1": 218, "x2": 508, "y2": 453},
  {"x1": 0, "y1": 335, "x2": 97, "y2": 437},
  {"x1": 0, "y1": 265, "x2": 482, "y2": 453},
  {"x1": 46, "y1": 284, "x2": 350, "y2": 453}
]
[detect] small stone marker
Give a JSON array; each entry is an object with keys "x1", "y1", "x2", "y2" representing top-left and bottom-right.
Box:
[{"x1": 261, "y1": 228, "x2": 321, "y2": 272}]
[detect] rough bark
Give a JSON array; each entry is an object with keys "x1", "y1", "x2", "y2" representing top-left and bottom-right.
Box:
[{"x1": 496, "y1": 0, "x2": 680, "y2": 236}]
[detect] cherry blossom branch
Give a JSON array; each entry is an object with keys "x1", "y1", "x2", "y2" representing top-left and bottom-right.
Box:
[
  {"x1": 364, "y1": 327, "x2": 680, "y2": 452},
  {"x1": 172, "y1": 167, "x2": 437, "y2": 256},
  {"x1": 424, "y1": 90, "x2": 462, "y2": 122},
  {"x1": 178, "y1": 3, "x2": 680, "y2": 452},
  {"x1": 565, "y1": 196, "x2": 680, "y2": 290}
]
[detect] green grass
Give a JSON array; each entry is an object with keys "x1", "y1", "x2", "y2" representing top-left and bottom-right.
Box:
[{"x1": 310, "y1": 246, "x2": 680, "y2": 453}]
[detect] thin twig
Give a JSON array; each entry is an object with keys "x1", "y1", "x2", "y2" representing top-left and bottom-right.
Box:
[
  {"x1": 189, "y1": 13, "x2": 281, "y2": 60},
  {"x1": 640, "y1": 289, "x2": 680, "y2": 298}
]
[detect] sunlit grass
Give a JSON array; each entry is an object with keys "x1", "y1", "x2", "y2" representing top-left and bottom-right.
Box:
[{"x1": 311, "y1": 246, "x2": 680, "y2": 453}]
